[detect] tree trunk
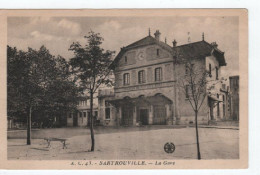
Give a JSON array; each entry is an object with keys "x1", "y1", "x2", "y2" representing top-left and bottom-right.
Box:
[
  {"x1": 27, "y1": 105, "x2": 32, "y2": 145},
  {"x1": 195, "y1": 110, "x2": 201, "y2": 159},
  {"x1": 89, "y1": 90, "x2": 95, "y2": 151}
]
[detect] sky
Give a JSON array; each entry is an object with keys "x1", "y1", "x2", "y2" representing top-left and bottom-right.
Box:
[{"x1": 7, "y1": 16, "x2": 239, "y2": 77}]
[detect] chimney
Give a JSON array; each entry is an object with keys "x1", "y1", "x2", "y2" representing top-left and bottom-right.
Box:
[
  {"x1": 154, "y1": 30, "x2": 161, "y2": 42},
  {"x1": 211, "y1": 42, "x2": 218, "y2": 48},
  {"x1": 172, "y1": 39, "x2": 177, "y2": 47}
]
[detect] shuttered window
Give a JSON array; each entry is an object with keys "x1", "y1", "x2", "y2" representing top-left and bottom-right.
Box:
[
  {"x1": 138, "y1": 70, "x2": 145, "y2": 84},
  {"x1": 155, "y1": 67, "x2": 162, "y2": 81},
  {"x1": 123, "y1": 73, "x2": 130, "y2": 85}
]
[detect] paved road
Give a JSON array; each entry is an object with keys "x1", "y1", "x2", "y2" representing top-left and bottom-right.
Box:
[{"x1": 8, "y1": 127, "x2": 239, "y2": 160}]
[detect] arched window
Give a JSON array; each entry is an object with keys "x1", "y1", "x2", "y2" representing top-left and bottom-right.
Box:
[
  {"x1": 138, "y1": 70, "x2": 145, "y2": 84},
  {"x1": 123, "y1": 73, "x2": 130, "y2": 85},
  {"x1": 155, "y1": 67, "x2": 162, "y2": 81}
]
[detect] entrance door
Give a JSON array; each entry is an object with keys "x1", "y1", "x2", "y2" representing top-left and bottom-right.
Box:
[
  {"x1": 122, "y1": 105, "x2": 133, "y2": 126},
  {"x1": 87, "y1": 111, "x2": 91, "y2": 126},
  {"x1": 209, "y1": 101, "x2": 214, "y2": 120},
  {"x1": 153, "y1": 105, "x2": 166, "y2": 125},
  {"x1": 139, "y1": 109, "x2": 149, "y2": 125},
  {"x1": 73, "y1": 113, "x2": 78, "y2": 126}
]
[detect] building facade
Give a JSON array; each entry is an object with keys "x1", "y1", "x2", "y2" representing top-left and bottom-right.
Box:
[
  {"x1": 67, "y1": 96, "x2": 99, "y2": 127},
  {"x1": 229, "y1": 76, "x2": 239, "y2": 121},
  {"x1": 98, "y1": 30, "x2": 227, "y2": 126}
]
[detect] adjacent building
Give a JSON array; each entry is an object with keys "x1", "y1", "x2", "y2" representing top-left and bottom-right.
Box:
[
  {"x1": 229, "y1": 76, "x2": 239, "y2": 121},
  {"x1": 67, "y1": 96, "x2": 99, "y2": 127}
]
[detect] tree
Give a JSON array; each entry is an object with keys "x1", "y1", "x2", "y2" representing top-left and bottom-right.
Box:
[
  {"x1": 176, "y1": 59, "x2": 208, "y2": 160},
  {"x1": 176, "y1": 56, "x2": 224, "y2": 160},
  {"x1": 7, "y1": 46, "x2": 30, "y2": 124},
  {"x1": 69, "y1": 31, "x2": 115, "y2": 151},
  {"x1": 7, "y1": 46, "x2": 43, "y2": 145},
  {"x1": 7, "y1": 45, "x2": 81, "y2": 145}
]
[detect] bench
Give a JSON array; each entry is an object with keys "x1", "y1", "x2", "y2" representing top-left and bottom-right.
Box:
[{"x1": 44, "y1": 138, "x2": 68, "y2": 149}]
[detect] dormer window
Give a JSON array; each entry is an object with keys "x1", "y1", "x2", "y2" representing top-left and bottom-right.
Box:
[{"x1": 125, "y1": 56, "x2": 127, "y2": 63}]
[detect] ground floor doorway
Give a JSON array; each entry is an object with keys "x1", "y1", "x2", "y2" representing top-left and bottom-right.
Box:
[
  {"x1": 73, "y1": 113, "x2": 78, "y2": 126},
  {"x1": 108, "y1": 94, "x2": 172, "y2": 126},
  {"x1": 121, "y1": 105, "x2": 133, "y2": 126},
  {"x1": 153, "y1": 105, "x2": 166, "y2": 125},
  {"x1": 139, "y1": 108, "x2": 149, "y2": 125}
]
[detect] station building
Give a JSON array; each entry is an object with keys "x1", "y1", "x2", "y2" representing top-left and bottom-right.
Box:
[{"x1": 98, "y1": 30, "x2": 227, "y2": 126}]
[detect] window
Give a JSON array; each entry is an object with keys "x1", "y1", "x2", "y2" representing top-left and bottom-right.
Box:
[
  {"x1": 223, "y1": 95, "x2": 225, "y2": 117},
  {"x1": 125, "y1": 56, "x2": 127, "y2": 63},
  {"x1": 185, "y1": 85, "x2": 189, "y2": 99},
  {"x1": 138, "y1": 70, "x2": 145, "y2": 84},
  {"x1": 157, "y1": 49, "x2": 160, "y2": 56},
  {"x1": 105, "y1": 108, "x2": 110, "y2": 119},
  {"x1": 94, "y1": 111, "x2": 98, "y2": 117},
  {"x1": 79, "y1": 112, "x2": 82, "y2": 118},
  {"x1": 222, "y1": 84, "x2": 226, "y2": 90},
  {"x1": 216, "y1": 67, "x2": 219, "y2": 80},
  {"x1": 185, "y1": 63, "x2": 194, "y2": 75},
  {"x1": 209, "y1": 63, "x2": 212, "y2": 77},
  {"x1": 123, "y1": 73, "x2": 130, "y2": 85},
  {"x1": 83, "y1": 112, "x2": 87, "y2": 117},
  {"x1": 155, "y1": 67, "x2": 162, "y2": 81},
  {"x1": 223, "y1": 103, "x2": 225, "y2": 117},
  {"x1": 217, "y1": 94, "x2": 220, "y2": 116},
  {"x1": 185, "y1": 64, "x2": 189, "y2": 75}
]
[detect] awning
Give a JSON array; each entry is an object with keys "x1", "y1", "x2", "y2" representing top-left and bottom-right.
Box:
[{"x1": 107, "y1": 94, "x2": 172, "y2": 106}]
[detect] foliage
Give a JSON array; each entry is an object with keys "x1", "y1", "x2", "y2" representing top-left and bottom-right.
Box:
[
  {"x1": 69, "y1": 31, "x2": 115, "y2": 151},
  {"x1": 7, "y1": 45, "x2": 82, "y2": 125},
  {"x1": 69, "y1": 31, "x2": 115, "y2": 93}
]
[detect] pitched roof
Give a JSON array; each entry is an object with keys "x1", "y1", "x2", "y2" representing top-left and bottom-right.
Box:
[
  {"x1": 173, "y1": 40, "x2": 226, "y2": 66},
  {"x1": 110, "y1": 35, "x2": 173, "y2": 69},
  {"x1": 125, "y1": 35, "x2": 173, "y2": 52},
  {"x1": 110, "y1": 36, "x2": 226, "y2": 69}
]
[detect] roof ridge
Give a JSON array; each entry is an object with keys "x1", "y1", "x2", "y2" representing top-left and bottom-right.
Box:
[
  {"x1": 125, "y1": 35, "x2": 155, "y2": 48},
  {"x1": 175, "y1": 40, "x2": 207, "y2": 48},
  {"x1": 158, "y1": 40, "x2": 172, "y2": 48}
]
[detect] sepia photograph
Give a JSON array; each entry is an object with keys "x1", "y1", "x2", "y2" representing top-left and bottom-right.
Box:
[{"x1": 0, "y1": 9, "x2": 248, "y2": 169}]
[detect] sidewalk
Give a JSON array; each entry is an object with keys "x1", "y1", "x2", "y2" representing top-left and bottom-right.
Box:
[{"x1": 182, "y1": 125, "x2": 239, "y2": 130}]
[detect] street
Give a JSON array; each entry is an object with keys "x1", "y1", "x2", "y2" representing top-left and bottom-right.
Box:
[{"x1": 8, "y1": 127, "x2": 239, "y2": 160}]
